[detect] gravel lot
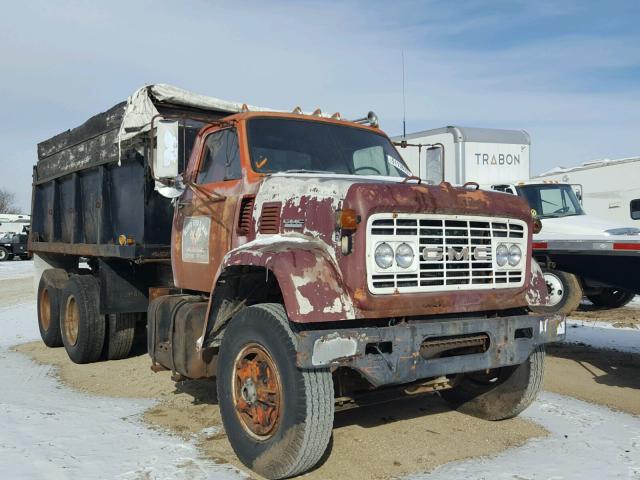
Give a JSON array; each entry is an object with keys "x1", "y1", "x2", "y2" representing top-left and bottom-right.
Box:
[{"x1": 2, "y1": 260, "x2": 639, "y2": 479}]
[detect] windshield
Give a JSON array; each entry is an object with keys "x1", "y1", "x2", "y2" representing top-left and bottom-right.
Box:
[
  {"x1": 246, "y1": 118, "x2": 411, "y2": 178},
  {"x1": 516, "y1": 184, "x2": 585, "y2": 219}
]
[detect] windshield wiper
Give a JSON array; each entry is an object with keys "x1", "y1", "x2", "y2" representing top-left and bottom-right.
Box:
[{"x1": 280, "y1": 169, "x2": 333, "y2": 174}]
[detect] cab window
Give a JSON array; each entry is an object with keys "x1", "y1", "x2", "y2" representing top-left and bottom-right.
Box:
[
  {"x1": 631, "y1": 199, "x2": 640, "y2": 220},
  {"x1": 197, "y1": 129, "x2": 241, "y2": 184}
]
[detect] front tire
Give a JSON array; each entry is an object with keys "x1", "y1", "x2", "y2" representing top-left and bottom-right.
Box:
[
  {"x1": 60, "y1": 275, "x2": 105, "y2": 364},
  {"x1": 587, "y1": 288, "x2": 635, "y2": 309},
  {"x1": 217, "y1": 303, "x2": 334, "y2": 479},
  {"x1": 530, "y1": 269, "x2": 582, "y2": 315},
  {"x1": 0, "y1": 247, "x2": 9, "y2": 261},
  {"x1": 440, "y1": 346, "x2": 545, "y2": 420}
]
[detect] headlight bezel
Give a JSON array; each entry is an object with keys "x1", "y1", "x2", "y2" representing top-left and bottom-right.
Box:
[{"x1": 372, "y1": 240, "x2": 418, "y2": 272}]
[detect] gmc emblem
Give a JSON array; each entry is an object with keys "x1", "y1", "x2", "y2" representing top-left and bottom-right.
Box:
[{"x1": 422, "y1": 245, "x2": 491, "y2": 262}]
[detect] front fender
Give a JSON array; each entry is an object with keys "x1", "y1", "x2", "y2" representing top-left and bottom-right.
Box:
[
  {"x1": 526, "y1": 258, "x2": 549, "y2": 306},
  {"x1": 216, "y1": 235, "x2": 357, "y2": 323}
]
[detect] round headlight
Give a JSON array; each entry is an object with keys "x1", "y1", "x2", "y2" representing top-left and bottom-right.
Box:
[
  {"x1": 508, "y1": 244, "x2": 522, "y2": 266},
  {"x1": 496, "y1": 243, "x2": 509, "y2": 267},
  {"x1": 395, "y1": 243, "x2": 415, "y2": 269},
  {"x1": 374, "y1": 242, "x2": 394, "y2": 269}
]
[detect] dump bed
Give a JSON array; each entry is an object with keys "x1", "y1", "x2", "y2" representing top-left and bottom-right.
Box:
[{"x1": 30, "y1": 84, "x2": 265, "y2": 260}]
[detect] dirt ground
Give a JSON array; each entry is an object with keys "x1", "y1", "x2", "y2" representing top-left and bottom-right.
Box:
[
  {"x1": 544, "y1": 343, "x2": 640, "y2": 415},
  {"x1": 11, "y1": 278, "x2": 640, "y2": 479},
  {"x1": 16, "y1": 341, "x2": 546, "y2": 480}
]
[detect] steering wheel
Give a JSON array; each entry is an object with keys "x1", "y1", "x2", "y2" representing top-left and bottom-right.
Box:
[
  {"x1": 552, "y1": 206, "x2": 570, "y2": 214},
  {"x1": 354, "y1": 166, "x2": 383, "y2": 175}
]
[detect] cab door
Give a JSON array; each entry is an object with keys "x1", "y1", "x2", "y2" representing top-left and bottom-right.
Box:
[{"x1": 172, "y1": 127, "x2": 243, "y2": 292}]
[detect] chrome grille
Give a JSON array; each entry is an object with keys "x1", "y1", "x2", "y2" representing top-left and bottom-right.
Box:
[{"x1": 367, "y1": 214, "x2": 527, "y2": 294}]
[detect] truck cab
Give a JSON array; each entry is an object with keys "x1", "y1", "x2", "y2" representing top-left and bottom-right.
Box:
[
  {"x1": 492, "y1": 180, "x2": 640, "y2": 312},
  {"x1": 0, "y1": 231, "x2": 31, "y2": 261},
  {"x1": 31, "y1": 87, "x2": 563, "y2": 480}
]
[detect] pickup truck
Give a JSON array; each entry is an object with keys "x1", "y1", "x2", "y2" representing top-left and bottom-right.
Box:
[{"x1": 31, "y1": 84, "x2": 563, "y2": 479}]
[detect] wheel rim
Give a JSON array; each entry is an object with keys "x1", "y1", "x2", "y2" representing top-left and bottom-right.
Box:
[
  {"x1": 544, "y1": 273, "x2": 564, "y2": 306},
  {"x1": 0, "y1": 250, "x2": 6, "y2": 260},
  {"x1": 39, "y1": 288, "x2": 51, "y2": 331},
  {"x1": 64, "y1": 295, "x2": 80, "y2": 346},
  {"x1": 232, "y1": 343, "x2": 283, "y2": 440}
]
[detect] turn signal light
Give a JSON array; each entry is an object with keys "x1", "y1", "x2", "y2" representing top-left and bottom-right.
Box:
[{"x1": 338, "y1": 209, "x2": 360, "y2": 231}]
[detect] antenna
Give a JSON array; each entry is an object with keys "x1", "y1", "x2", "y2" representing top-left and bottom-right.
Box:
[{"x1": 402, "y1": 50, "x2": 406, "y2": 138}]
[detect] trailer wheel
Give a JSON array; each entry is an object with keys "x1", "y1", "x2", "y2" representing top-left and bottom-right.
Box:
[
  {"x1": 530, "y1": 269, "x2": 582, "y2": 315},
  {"x1": 587, "y1": 288, "x2": 635, "y2": 309},
  {"x1": 0, "y1": 247, "x2": 9, "y2": 261},
  {"x1": 60, "y1": 275, "x2": 105, "y2": 364},
  {"x1": 440, "y1": 346, "x2": 545, "y2": 420},
  {"x1": 37, "y1": 271, "x2": 67, "y2": 347},
  {"x1": 105, "y1": 313, "x2": 137, "y2": 360},
  {"x1": 217, "y1": 303, "x2": 334, "y2": 479}
]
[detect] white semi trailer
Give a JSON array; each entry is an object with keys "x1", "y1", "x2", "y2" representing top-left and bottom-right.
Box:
[
  {"x1": 536, "y1": 157, "x2": 640, "y2": 228},
  {"x1": 393, "y1": 127, "x2": 640, "y2": 314}
]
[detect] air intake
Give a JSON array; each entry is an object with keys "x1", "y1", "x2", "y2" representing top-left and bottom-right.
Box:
[
  {"x1": 237, "y1": 196, "x2": 255, "y2": 236},
  {"x1": 259, "y1": 202, "x2": 281, "y2": 234}
]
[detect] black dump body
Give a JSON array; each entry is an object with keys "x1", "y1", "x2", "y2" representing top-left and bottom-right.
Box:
[{"x1": 31, "y1": 92, "x2": 228, "y2": 260}]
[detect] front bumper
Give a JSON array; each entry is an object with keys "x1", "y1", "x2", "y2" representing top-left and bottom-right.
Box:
[{"x1": 295, "y1": 313, "x2": 564, "y2": 387}]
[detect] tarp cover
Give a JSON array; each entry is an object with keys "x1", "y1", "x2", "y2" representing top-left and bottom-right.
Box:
[{"x1": 117, "y1": 83, "x2": 273, "y2": 144}]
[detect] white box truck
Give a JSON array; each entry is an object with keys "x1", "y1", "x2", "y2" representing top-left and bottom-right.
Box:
[
  {"x1": 536, "y1": 157, "x2": 640, "y2": 227},
  {"x1": 395, "y1": 126, "x2": 530, "y2": 186},
  {"x1": 393, "y1": 127, "x2": 640, "y2": 314}
]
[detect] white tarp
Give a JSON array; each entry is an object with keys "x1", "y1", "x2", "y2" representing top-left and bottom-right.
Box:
[{"x1": 116, "y1": 83, "x2": 274, "y2": 145}]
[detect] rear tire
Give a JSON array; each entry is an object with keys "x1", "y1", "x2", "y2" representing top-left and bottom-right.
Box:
[
  {"x1": 217, "y1": 303, "x2": 334, "y2": 479},
  {"x1": 0, "y1": 247, "x2": 9, "y2": 261},
  {"x1": 587, "y1": 288, "x2": 635, "y2": 309},
  {"x1": 105, "y1": 313, "x2": 137, "y2": 360},
  {"x1": 60, "y1": 275, "x2": 105, "y2": 364},
  {"x1": 440, "y1": 346, "x2": 545, "y2": 420},
  {"x1": 530, "y1": 269, "x2": 582, "y2": 315},
  {"x1": 37, "y1": 270, "x2": 67, "y2": 347}
]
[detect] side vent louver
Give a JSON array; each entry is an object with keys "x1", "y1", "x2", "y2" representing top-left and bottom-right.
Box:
[
  {"x1": 259, "y1": 202, "x2": 282, "y2": 234},
  {"x1": 237, "y1": 196, "x2": 255, "y2": 236}
]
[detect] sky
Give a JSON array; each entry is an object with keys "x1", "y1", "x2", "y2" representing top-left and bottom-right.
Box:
[{"x1": 1, "y1": 0, "x2": 639, "y2": 212}]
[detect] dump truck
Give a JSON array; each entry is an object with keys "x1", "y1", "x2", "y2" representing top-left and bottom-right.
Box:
[{"x1": 31, "y1": 85, "x2": 563, "y2": 479}]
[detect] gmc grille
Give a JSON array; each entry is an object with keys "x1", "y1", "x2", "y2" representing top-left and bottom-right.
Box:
[{"x1": 367, "y1": 214, "x2": 527, "y2": 294}]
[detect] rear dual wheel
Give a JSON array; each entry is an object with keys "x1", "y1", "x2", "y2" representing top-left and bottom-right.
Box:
[
  {"x1": 60, "y1": 275, "x2": 105, "y2": 364},
  {"x1": 37, "y1": 270, "x2": 68, "y2": 347}
]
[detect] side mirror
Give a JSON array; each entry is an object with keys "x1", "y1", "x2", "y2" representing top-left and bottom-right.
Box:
[
  {"x1": 153, "y1": 119, "x2": 185, "y2": 198},
  {"x1": 572, "y1": 184, "x2": 583, "y2": 205}
]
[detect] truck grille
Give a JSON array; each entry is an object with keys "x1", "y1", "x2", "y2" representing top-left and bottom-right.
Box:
[{"x1": 367, "y1": 214, "x2": 527, "y2": 294}]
